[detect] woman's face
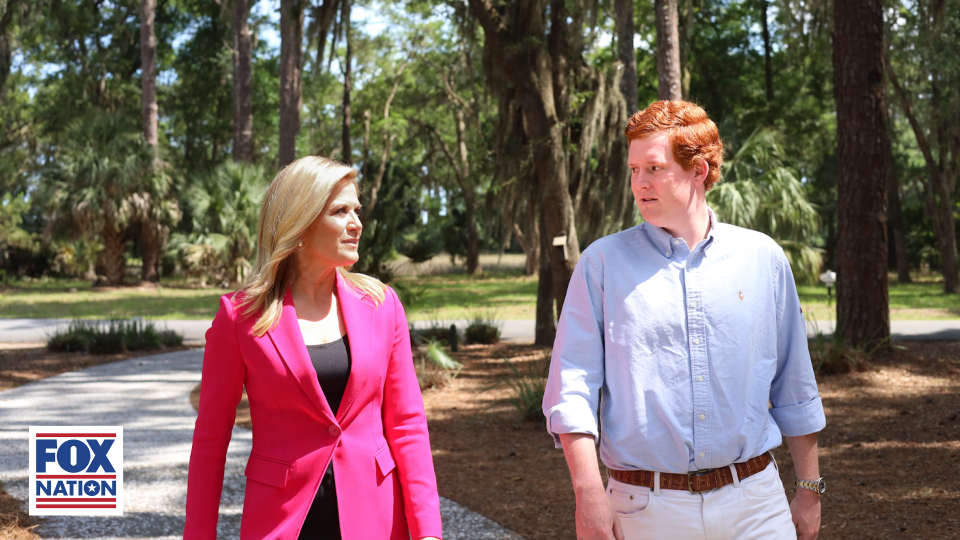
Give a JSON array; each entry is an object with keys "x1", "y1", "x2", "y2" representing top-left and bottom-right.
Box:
[{"x1": 298, "y1": 180, "x2": 362, "y2": 274}]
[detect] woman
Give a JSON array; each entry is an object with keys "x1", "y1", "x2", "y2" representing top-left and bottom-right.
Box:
[{"x1": 184, "y1": 157, "x2": 443, "y2": 540}]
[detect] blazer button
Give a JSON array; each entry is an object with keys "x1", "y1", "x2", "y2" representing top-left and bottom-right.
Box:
[{"x1": 328, "y1": 425, "x2": 341, "y2": 437}]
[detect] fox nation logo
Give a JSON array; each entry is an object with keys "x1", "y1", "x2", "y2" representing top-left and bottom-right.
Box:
[{"x1": 28, "y1": 426, "x2": 123, "y2": 516}]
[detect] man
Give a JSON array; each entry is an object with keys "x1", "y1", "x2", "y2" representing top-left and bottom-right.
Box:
[{"x1": 542, "y1": 100, "x2": 825, "y2": 540}]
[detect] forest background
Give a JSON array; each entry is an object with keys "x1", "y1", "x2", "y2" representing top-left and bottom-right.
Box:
[{"x1": 0, "y1": 0, "x2": 957, "y2": 347}]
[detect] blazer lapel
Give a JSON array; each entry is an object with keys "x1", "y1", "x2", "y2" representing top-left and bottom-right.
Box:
[
  {"x1": 336, "y1": 272, "x2": 373, "y2": 423},
  {"x1": 267, "y1": 290, "x2": 337, "y2": 425}
]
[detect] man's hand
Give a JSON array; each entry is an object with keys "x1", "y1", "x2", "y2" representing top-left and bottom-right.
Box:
[
  {"x1": 784, "y1": 433, "x2": 821, "y2": 540},
  {"x1": 574, "y1": 484, "x2": 624, "y2": 540},
  {"x1": 559, "y1": 433, "x2": 624, "y2": 540},
  {"x1": 790, "y1": 488, "x2": 821, "y2": 539}
]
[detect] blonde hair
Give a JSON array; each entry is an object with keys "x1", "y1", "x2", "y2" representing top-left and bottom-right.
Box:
[{"x1": 237, "y1": 156, "x2": 386, "y2": 336}]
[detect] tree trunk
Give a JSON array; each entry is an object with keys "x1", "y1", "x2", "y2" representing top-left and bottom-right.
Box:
[
  {"x1": 139, "y1": 0, "x2": 160, "y2": 282},
  {"x1": 468, "y1": 0, "x2": 581, "y2": 329},
  {"x1": 455, "y1": 108, "x2": 481, "y2": 275},
  {"x1": 654, "y1": 0, "x2": 682, "y2": 101},
  {"x1": 232, "y1": 0, "x2": 254, "y2": 163},
  {"x1": 463, "y1": 187, "x2": 481, "y2": 275},
  {"x1": 0, "y1": 0, "x2": 20, "y2": 95},
  {"x1": 102, "y1": 219, "x2": 126, "y2": 286},
  {"x1": 361, "y1": 109, "x2": 371, "y2": 180},
  {"x1": 140, "y1": 0, "x2": 158, "y2": 149},
  {"x1": 279, "y1": 0, "x2": 304, "y2": 168},
  {"x1": 884, "y1": 117, "x2": 911, "y2": 284},
  {"x1": 833, "y1": 0, "x2": 890, "y2": 347},
  {"x1": 341, "y1": 0, "x2": 353, "y2": 165},
  {"x1": 361, "y1": 62, "x2": 406, "y2": 223},
  {"x1": 760, "y1": 0, "x2": 773, "y2": 105},
  {"x1": 614, "y1": 0, "x2": 638, "y2": 114},
  {"x1": 535, "y1": 210, "x2": 556, "y2": 345},
  {"x1": 886, "y1": 55, "x2": 960, "y2": 293},
  {"x1": 513, "y1": 220, "x2": 539, "y2": 276},
  {"x1": 140, "y1": 222, "x2": 160, "y2": 283}
]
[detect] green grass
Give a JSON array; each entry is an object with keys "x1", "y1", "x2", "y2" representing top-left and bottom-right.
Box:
[
  {"x1": 2, "y1": 271, "x2": 959, "y2": 321},
  {"x1": 799, "y1": 274, "x2": 960, "y2": 322},
  {"x1": 397, "y1": 271, "x2": 538, "y2": 320},
  {"x1": 0, "y1": 280, "x2": 228, "y2": 319}
]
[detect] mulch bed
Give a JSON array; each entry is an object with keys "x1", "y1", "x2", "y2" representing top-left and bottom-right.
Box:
[
  {"x1": 2, "y1": 340, "x2": 959, "y2": 539},
  {"x1": 424, "y1": 341, "x2": 960, "y2": 540}
]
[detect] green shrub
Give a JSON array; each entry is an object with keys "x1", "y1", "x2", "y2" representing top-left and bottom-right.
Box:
[
  {"x1": 808, "y1": 318, "x2": 893, "y2": 375},
  {"x1": 411, "y1": 321, "x2": 460, "y2": 347},
  {"x1": 464, "y1": 313, "x2": 501, "y2": 345},
  {"x1": 415, "y1": 340, "x2": 462, "y2": 391},
  {"x1": 47, "y1": 319, "x2": 184, "y2": 354},
  {"x1": 495, "y1": 353, "x2": 549, "y2": 422}
]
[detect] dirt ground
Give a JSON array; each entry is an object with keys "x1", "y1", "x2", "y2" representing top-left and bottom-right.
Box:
[
  {"x1": 2, "y1": 340, "x2": 959, "y2": 539},
  {"x1": 422, "y1": 341, "x2": 960, "y2": 540}
]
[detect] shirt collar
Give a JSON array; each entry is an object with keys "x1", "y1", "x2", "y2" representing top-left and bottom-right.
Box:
[{"x1": 643, "y1": 207, "x2": 719, "y2": 259}]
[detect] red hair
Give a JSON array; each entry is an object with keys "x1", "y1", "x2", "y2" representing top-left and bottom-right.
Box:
[{"x1": 625, "y1": 100, "x2": 723, "y2": 191}]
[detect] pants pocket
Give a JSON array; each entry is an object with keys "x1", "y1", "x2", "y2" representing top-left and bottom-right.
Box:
[
  {"x1": 738, "y1": 463, "x2": 785, "y2": 498},
  {"x1": 606, "y1": 478, "x2": 654, "y2": 518}
]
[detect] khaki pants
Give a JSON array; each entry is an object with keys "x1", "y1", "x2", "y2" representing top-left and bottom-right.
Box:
[{"x1": 606, "y1": 462, "x2": 796, "y2": 540}]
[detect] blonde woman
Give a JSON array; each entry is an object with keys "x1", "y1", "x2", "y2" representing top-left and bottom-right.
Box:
[{"x1": 184, "y1": 157, "x2": 443, "y2": 540}]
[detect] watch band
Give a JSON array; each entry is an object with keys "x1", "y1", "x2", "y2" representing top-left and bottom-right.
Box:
[{"x1": 795, "y1": 477, "x2": 825, "y2": 495}]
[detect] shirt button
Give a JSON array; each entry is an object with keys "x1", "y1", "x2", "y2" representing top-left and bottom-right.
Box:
[
  {"x1": 689, "y1": 302, "x2": 697, "y2": 308},
  {"x1": 700, "y1": 414, "x2": 706, "y2": 420},
  {"x1": 665, "y1": 251, "x2": 670, "y2": 257},
  {"x1": 698, "y1": 376, "x2": 704, "y2": 382},
  {"x1": 700, "y1": 452, "x2": 705, "y2": 458},
  {"x1": 694, "y1": 338, "x2": 701, "y2": 345},
  {"x1": 328, "y1": 425, "x2": 341, "y2": 437},
  {"x1": 674, "y1": 239, "x2": 680, "y2": 245}
]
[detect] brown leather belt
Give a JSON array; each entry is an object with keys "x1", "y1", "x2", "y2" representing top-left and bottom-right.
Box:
[{"x1": 607, "y1": 452, "x2": 772, "y2": 494}]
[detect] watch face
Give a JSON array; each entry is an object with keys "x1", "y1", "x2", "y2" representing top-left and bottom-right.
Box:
[{"x1": 817, "y1": 478, "x2": 826, "y2": 494}]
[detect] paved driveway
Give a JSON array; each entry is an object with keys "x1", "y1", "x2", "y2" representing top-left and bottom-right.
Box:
[
  {"x1": 4, "y1": 318, "x2": 960, "y2": 345},
  {"x1": 0, "y1": 349, "x2": 521, "y2": 540}
]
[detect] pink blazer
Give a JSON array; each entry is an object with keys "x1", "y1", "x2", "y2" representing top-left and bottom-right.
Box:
[{"x1": 184, "y1": 273, "x2": 443, "y2": 540}]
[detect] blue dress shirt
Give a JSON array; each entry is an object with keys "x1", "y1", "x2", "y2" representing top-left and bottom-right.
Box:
[{"x1": 543, "y1": 209, "x2": 826, "y2": 474}]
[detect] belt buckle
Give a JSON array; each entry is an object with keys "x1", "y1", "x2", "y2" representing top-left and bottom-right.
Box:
[{"x1": 686, "y1": 468, "x2": 714, "y2": 494}]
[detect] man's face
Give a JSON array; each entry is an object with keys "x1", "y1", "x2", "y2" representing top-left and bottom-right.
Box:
[{"x1": 628, "y1": 133, "x2": 705, "y2": 235}]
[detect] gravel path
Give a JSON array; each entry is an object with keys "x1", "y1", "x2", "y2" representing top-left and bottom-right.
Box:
[{"x1": 0, "y1": 349, "x2": 521, "y2": 540}]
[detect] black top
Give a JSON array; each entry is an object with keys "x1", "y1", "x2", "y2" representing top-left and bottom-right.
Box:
[
  {"x1": 306, "y1": 335, "x2": 352, "y2": 416},
  {"x1": 300, "y1": 336, "x2": 351, "y2": 540}
]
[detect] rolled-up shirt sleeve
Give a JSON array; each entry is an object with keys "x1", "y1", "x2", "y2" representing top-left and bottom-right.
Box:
[
  {"x1": 543, "y1": 252, "x2": 606, "y2": 447},
  {"x1": 770, "y1": 253, "x2": 827, "y2": 437}
]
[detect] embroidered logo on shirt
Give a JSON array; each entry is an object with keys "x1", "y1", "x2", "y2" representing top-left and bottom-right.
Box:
[{"x1": 738, "y1": 291, "x2": 744, "y2": 301}]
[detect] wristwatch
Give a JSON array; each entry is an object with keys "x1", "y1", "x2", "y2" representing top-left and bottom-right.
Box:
[{"x1": 795, "y1": 477, "x2": 826, "y2": 495}]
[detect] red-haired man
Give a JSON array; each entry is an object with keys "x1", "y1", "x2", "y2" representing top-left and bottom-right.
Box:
[{"x1": 543, "y1": 101, "x2": 825, "y2": 540}]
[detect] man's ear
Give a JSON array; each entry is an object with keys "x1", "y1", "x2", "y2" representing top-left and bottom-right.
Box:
[{"x1": 692, "y1": 160, "x2": 709, "y2": 187}]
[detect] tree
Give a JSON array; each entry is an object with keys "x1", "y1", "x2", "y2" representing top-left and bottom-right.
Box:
[
  {"x1": 170, "y1": 162, "x2": 268, "y2": 286},
  {"x1": 341, "y1": 0, "x2": 353, "y2": 165},
  {"x1": 139, "y1": 0, "x2": 162, "y2": 282},
  {"x1": 654, "y1": 0, "x2": 681, "y2": 100},
  {"x1": 468, "y1": 0, "x2": 585, "y2": 345},
  {"x1": 232, "y1": 0, "x2": 254, "y2": 163},
  {"x1": 44, "y1": 114, "x2": 157, "y2": 286},
  {"x1": 833, "y1": 0, "x2": 890, "y2": 347},
  {"x1": 708, "y1": 127, "x2": 822, "y2": 283},
  {"x1": 614, "y1": 0, "x2": 638, "y2": 113},
  {"x1": 279, "y1": 0, "x2": 304, "y2": 168},
  {"x1": 759, "y1": 0, "x2": 773, "y2": 105},
  {"x1": 884, "y1": 0, "x2": 960, "y2": 293}
]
